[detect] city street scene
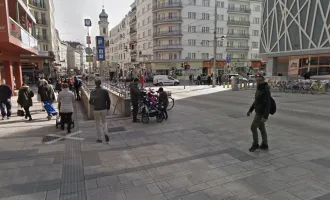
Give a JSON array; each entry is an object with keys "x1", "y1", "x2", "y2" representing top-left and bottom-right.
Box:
[{"x1": 0, "y1": 0, "x2": 330, "y2": 200}]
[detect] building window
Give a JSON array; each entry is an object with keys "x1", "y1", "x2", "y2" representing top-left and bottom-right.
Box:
[
  {"x1": 216, "y1": 53, "x2": 223, "y2": 59},
  {"x1": 254, "y1": 5, "x2": 261, "y2": 11},
  {"x1": 228, "y1": 3, "x2": 235, "y2": 9},
  {"x1": 252, "y1": 42, "x2": 259, "y2": 48},
  {"x1": 239, "y1": 54, "x2": 246, "y2": 59},
  {"x1": 143, "y1": 43, "x2": 146, "y2": 49},
  {"x1": 42, "y1": 28, "x2": 47, "y2": 39},
  {"x1": 217, "y1": 14, "x2": 224, "y2": 21},
  {"x1": 217, "y1": 1, "x2": 224, "y2": 8},
  {"x1": 190, "y1": 0, "x2": 196, "y2": 5},
  {"x1": 253, "y1": 17, "x2": 260, "y2": 24},
  {"x1": 188, "y1": 26, "x2": 196, "y2": 32},
  {"x1": 148, "y1": 16, "x2": 151, "y2": 23},
  {"x1": 143, "y1": 31, "x2": 145, "y2": 37},
  {"x1": 148, "y1": 29, "x2": 151, "y2": 36},
  {"x1": 202, "y1": 0, "x2": 210, "y2": 6},
  {"x1": 227, "y1": 41, "x2": 234, "y2": 46},
  {"x1": 201, "y1": 40, "x2": 209, "y2": 46},
  {"x1": 217, "y1": 40, "x2": 223, "y2": 46},
  {"x1": 39, "y1": 0, "x2": 45, "y2": 8},
  {"x1": 148, "y1": 42, "x2": 151, "y2": 48},
  {"x1": 103, "y1": 28, "x2": 106, "y2": 34},
  {"x1": 216, "y1": 27, "x2": 224, "y2": 34},
  {"x1": 188, "y1": 53, "x2": 196, "y2": 59},
  {"x1": 252, "y1": 30, "x2": 259, "y2": 36},
  {"x1": 188, "y1": 12, "x2": 196, "y2": 19},
  {"x1": 188, "y1": 39, "x2": 196, "y2": 46},
  {"x1": 142, "y1": 20, "x2": 145, "y2": 25},
  {"x1": 43, "y1": 44, "x2": 48, "y2": 51},
  {"x1": 202, "y1": 13, "x2": 210, "y2": 20},
  {"x1": 202, "y1": 27, "x2": 209, "y2": 33},
  {"x1": 148, "y1": 3, "x2": 151, "y2": 10},
  {"x1": 201, "y1": 53, "x2": 209, "y2": 59}
]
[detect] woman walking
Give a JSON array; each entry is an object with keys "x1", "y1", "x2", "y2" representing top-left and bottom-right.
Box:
[
  {"x1": 57, "y1": 83, "x2": 75, "y2": 133},
  {"x1": 17, "y1": 83, "x2": 34, "y2": 121}
]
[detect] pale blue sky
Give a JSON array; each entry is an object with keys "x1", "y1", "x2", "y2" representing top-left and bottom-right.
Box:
[{"x1": 54, "y1": 0, "x2": 132, "y2": 46}]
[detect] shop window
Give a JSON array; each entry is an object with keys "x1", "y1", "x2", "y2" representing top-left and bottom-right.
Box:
[
  {"x1": 318, "y1": 67, "x2": 330, "y2": 75},
  {"x1": 309, "y1": 67, "x2": 318, "y2": 76},
  {"x1": 310, "y1": 57, "x2": 318, "y2": 65},
  {"x1": 319, "y1": 57, "x2": 330, "y2": 65}
]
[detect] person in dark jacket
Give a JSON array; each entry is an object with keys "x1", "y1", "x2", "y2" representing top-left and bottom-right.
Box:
[
  {"x1": 129, "y1": 78, "x2": 141, "y2": 123},
  {"x1": 89, "y1": 79, "x2": 111, "y2": 143},
  {"x1": 17, "y1": 83, "x2": 34, "y2": 121},
  {"x1": 157, "y1": 87, "x2": 169, "y2": 119},
  {"x1": 247, "y1": 74, "x2": 271, "y2": 152},
  {"x1": 55, "y1": 79, "x2": 62, "y2": 93},
  {"x1": 73, "y1": 76, "x2": 82, "y2": 100},
  {"x1": 38, "y1": 79, "x2": 55, "y2": 118},
  {"x1": 0, "y1": 80, "x2": 12, "y2": 120}
]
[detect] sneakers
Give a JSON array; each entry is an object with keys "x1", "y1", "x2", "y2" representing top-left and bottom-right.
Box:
[
  {"x1": 104, "y1": 134, "x2": 110, "y2": 143},
  {"x1": 96, "y1": 139, "x2": 102, "y2": 143},
  {"x1": 133, "y1": 119, "x2": 141, "y2": 123},
  {"x1": 259, "y1": 143, "x2": 269, "y2": 150},
  {"x1": 249, "y1": 144, "x2": 259, "y2": 152}
]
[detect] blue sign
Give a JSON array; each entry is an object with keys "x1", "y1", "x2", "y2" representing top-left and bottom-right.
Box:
[
  {"x1": 96, "y1": 36, "x2": 105, "y2": 48},
  {"x1": 226, "y1": 55, "x2": 231, "y2": 63},
  {"x1": 97, "y1": 48, "x2": 105, "y2": 61}
]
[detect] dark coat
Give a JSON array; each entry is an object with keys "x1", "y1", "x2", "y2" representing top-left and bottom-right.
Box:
[
  {"x1": 158, "y1": 91, "x2": 168, "y2": 108},
  {"x1": 129, "y1": 83, "x2": 140, "y2": 104},
  {"x1": 38, "y1": 84, "x2": 55, "y2": 102},
  {"x1": 0, "y1": 84, "x2": 12, "y2": 102},
  {"x1": 249, "y1": 82, "x2": 271, "y2": 119},
  {"x1": 17, "y1": 86, "x2": 34, "y2": 107}
]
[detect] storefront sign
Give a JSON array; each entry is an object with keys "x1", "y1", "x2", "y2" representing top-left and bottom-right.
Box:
[{"x1": 84, "y1": 19, "x2": 91, "y2": 27}]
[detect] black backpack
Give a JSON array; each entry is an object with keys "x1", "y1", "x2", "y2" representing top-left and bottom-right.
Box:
[{"x1": 269, "y1": 96, "x2": 276, "y2": 115}]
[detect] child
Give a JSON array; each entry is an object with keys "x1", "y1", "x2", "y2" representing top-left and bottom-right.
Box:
[{"x1": 147, "y1": 92, "x2": 157, "y2": 105}]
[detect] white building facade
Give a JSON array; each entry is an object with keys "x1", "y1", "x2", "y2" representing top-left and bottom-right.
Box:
[
  {"x1": 108, "y1": 0, "x2": 263, "y2": 76},
  {"x1": 59, "y1": 42, "x2": 68, "y2": 75}
]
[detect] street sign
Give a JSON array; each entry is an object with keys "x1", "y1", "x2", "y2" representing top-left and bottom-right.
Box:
[
  {"x1": 226, "y1": 55, "x2": 231, "y2": 63},
  {"x1": 86, "y1": 55, "x2": 93, "y2": 62},
  {"x1": 97, "y1": 48, "x2": 105, "y2": 61},
  {"x1": 84, "y1": 19, "x2": 92, "y2": 27},
  {"x1": 96, "y1": 36, "x2": 105, "y2": 48},
  {"x1": 85, "y1": 47, "x2": 92, "y2": 55}
]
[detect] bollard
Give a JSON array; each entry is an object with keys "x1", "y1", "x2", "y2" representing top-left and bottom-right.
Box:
[
  {"x1": 252, "y1": 82, "x2": 255, "y2": 88},
  {"x1": 239, "y1": 81, "x2": 243, "y2": 89},
  {"x1": 227, "y1": 82, "x2": 229, "y2": 88},
  {"x1": 244, "y1": 81, "x2": 247, "y2": 89}
]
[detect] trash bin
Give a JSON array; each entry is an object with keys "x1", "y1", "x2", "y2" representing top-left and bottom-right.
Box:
[{"x1": 231, "y1": 77, "x2": 239, "y2": 91}]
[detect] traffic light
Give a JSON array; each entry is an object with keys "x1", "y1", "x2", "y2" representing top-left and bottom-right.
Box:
[{"x1": 124, "y1": 46, "x2": 128, "y2": 52}]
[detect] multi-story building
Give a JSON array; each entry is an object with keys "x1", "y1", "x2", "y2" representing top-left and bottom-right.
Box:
[
  {"x1": 59, "y1": 42, "x2": 68, "y2": 76},
  {"x1": 108, "y1": 0, "x2": 263, "y2": 76},
  {"x1": 66, "y1": 42, "x2": 84, "y2": 73},
  {"x1": 260, "y1": 0, "x2": 330, "y2": 77}
]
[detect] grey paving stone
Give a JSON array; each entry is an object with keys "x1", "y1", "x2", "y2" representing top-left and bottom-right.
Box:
[
  {"x1": 157, "y1": 181, "x2": 173, "y2": 193},
  {"x1": 205, "y1": 167, "x2": 229, "y2": 179},
  {"x1": 194, "y1": 127, "x2": 214, "y2": 134},
  {"x1": 60, "y1": 181, "x2": 85, "y2": 195},
  {"x1": 59, "y1": 190, "x2": 87, "y2": 200},
  {"x1": 86, "y1": 187, "x2": 111, "y2": 200},
  {"x1": 0, "y1": 150, "x2": 38, "y2": 160},
  {"x1": 108, "y1": 127, "x2": 126, "y2": 133},
  {"x1": 221, "y1": 164, "x2": 247, "y2": 175},
  {"x1": 181, "y1": 191, "x2": 210, "y2": 200},
  {"x1": 85, "y1": 179, "x2": 97, "y2": 190},
  {"x1": 186, "y1": 183, "x2": 209, "y2": 192},
  {"x1": 0, "y1": 196, "x2": 20, "y2": 200},
  {"x1": 18, "y1": 192, "x2": 47, "y2": 200},
  {"x1": 46, "y1": 189, "x2": 60, "y2": 200},
  {"x1": 166, "y1": 177, "x2": 194, "y2": 190},
  {"x1": 164, "y1": 188, "x2": 189, "y2": 199},
  {"x1": 34, "y1": 158, "x2": 54, "y2": 166},
  {"x1": 203, "y1": 185, "x2": 235, "y2": 199},
  {"x1": 206, "y1": 177, "x2": 231, "y2": 187},
  {"x1": 315, "y1": 193, "x2": 330, "y2": 200},
  {"x1": 110, "y1": 182, "x2": 135, "y2": 191},
  {"x1": 223, "y1": 180, "x2": 271, "y2": 198},
  {"x1": 146, "y1": 183, "x2": 162, "y2": 195},
  {"x1": 0, "y1": 160, "x2": 35, "y2": 170},
  {"x1": 265, "y1": 190, "x2": 301, "y2": 200},
  {"x1": 96, "y1": 175, "x2": 119, "y2": 187},
  {"x1": 285, "y1": 182, "x2": 329, "y2": 200},
  {"x1": 133, "y1": 178, "x2": 154, "y2": 186},
  {"x1": 223, "y1": 148, "x2": 256, "y2": 162},
  {"x1": 82, "y1": 152, "x2": 101, "y2": 167},
  {"x1": 53, "y1": 155, "x2": 64, "y2": 165},
  {"x1": 311, "y1": 158, "x2": 330, "y2": 168}
]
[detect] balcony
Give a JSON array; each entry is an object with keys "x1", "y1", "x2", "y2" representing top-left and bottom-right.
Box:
[
  {"x1": 153, "y1": 17, "x2": 183, "y2": 25},
  {"x1": 28, "y1": 0, "x2": 47, "y2": 9},
  {"x1": 131, "y1": 6, "x2": 136, "y2": 13},
  {"x1": 130, "y1": 18, "x2": 137, "y2": 25},
  {"x1": 35, "y1": 34, "x2": 48, "y2": 41},
  {"x1": 153, "y1": 30, "x2": 183, "y2": 38},
  {"x1": 226, "y1": 46, "x2": 250, "y2": 51},
  {"x1": 227, "y1": 8, "x2": 251, "y2": 14},
  {"x1": 130, "y1": 29, "x2": 137, "y2": 35},
  {"x1": 131, "y1": 58, "x2": 137, "y2": 62},
  {"x1": 153, "y1": 2, "x2": 183, "y2": 11},
  {"x1": 227, "y1": 20, "x2": 250, "y2": 26},
  {"x1": 130, "y1": 50, "x2": 137, "y2": 55},
  {"x1": 36, "y1": 18, "x2": 47, "y2": 25},
  {"x1": 153, "y1": 45, "x2": 183, "y2": 51},
  {"x1": 8, "y1": 18, "x2": 38, "y2": 51},
  {"x1": 226, "y1": 33, "x2": 250, "y2": 39}
]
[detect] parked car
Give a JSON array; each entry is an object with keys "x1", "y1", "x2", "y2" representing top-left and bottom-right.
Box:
[{"x1": 153, "y1": 75, "x2": 180, "y2": 86}]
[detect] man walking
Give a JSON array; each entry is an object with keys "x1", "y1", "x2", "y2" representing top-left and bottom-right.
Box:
[
  {"x1": 57, "y1": 83, "x2": 75, "y2": 133},
  {"x1": 38, "y1": 79, "x2": 56, "y2": 119},
  {"x1": 0, "y1": 80, "x2": 12, "y2": 120},
  {"x1": 73, "y1": 76, "x2": 82, "y2": 100},
  {"x1": 89, "y1": 80, "x2": 111, "y2": 143},
  {"x1": 247, "y1": 74, "x2": 271, "y2": 152},
  {"x1": 130, "y1": 78, "x2": 141, "y2": 123}
]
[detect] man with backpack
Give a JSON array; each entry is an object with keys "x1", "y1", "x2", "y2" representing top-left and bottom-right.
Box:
[{"x1": 247, "y1": 74, "x2": 276, "y2": 152}]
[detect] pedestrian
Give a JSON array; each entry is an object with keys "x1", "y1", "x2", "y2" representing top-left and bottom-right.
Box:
[
  {"x1": 0, "y1": 80, "x2": 12, "y2": 120},
  {"x1": 247, "y1": 74, "x2": 270, "y2": 152},
  {"x1": 197, "y1": 75, "x2": 201, "y2": 85},
  {"x1": 57, "y1": 83, "x2": 75, "y2": 133},
  {"x1": 157, "y1": 87, "x2": 168, "y2": 120},
  {"x1": 73, "y1": 76, "x2": 82, "y2": 100},
  {"x1": 38, "y1": 79, "x2": 56, "y2": 119},
  {"x1": 130, "y1": 78, "x2": 141, "y2": 123},
  {"x1": 207, "y1": 75, "x2": 211, "y2": 85},
  {"x1": 17, "y1": 83, "x2": 34, "y2": 121},
  {"x1": 55, "y1": 79, "x2": 62, "y2": 93},
  {"x1": 89, "y1": 80, "x2": 111, "y2": 143},
  {"x1": 140, "y1": 74, "x2": 145, "y2": 88}
]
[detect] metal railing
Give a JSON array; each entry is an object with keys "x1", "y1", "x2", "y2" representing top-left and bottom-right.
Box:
[
  {"x1": 130, "y1": 29, "x2": 137, "y2": 34},
  {"x1": 153, "y1": 44, "x2": 183, "y2": 51},
  {"x1": 227, "y1": 8, "x2": 251, "y2": 13},
  {"x1": 101, "y1": 83, "x2": 130, "y2": 98},
  {"x1": 226, "y1": 46, "x2": 250, "y2": 51},
  {"x1": 9, "y1": 17, "x2": 38, "y2": 50},
  {"x1": 153, "y1": 2, "x2": 183, "y2": 11},
  {"x1": 35, "y1": 35, "x2": 48, "y2": 41},
  {"x1": 28, "y1": 0, "x2": 47, "y2": 9},
  {"x1": 227, "y1": 20, "x2": 251, "y2": 26},
  {"x1": 153, "y1": 30, "x2": 183, "y2": 37},
  {"x1": 226, "y1": 33, "x2": 250, "y2": 38},
  {"x1": 130, "y1": 18, "x2": 137, "y2": 24},
  {"x1": 153, "y1": 17, "x2": 183, "y2": 24}
]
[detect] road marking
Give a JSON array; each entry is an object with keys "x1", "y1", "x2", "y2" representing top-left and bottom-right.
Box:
[{"x1": 44, "y1": 131, "x2": 84, "y2": 144}]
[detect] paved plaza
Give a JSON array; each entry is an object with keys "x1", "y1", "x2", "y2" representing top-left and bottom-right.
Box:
[{"x1": 0, "y1": 87, "x2": 330, "y2": 200}]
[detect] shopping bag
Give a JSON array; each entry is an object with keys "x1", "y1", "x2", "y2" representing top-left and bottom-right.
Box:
[{"x1": 17, "y1": 108, "x2": 25, "y2": 117}]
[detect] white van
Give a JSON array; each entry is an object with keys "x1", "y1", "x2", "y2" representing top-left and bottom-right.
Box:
[{"x1": 153, "y1": 75, "x2": 180, "y2": 86}]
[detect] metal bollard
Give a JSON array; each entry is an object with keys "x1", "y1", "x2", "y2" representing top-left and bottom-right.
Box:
[{"x1": 227, "y1": 82, "x2": 229, "y2": 88}]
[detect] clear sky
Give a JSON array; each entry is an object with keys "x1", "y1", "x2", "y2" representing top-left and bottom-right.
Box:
[{"x1": 53, "y1": 0, "x2": 132, "y2": 46}]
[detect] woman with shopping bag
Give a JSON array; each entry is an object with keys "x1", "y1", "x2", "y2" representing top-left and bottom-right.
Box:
[{"x1": 17, "y1": 83, "x2": 34, "y2": 121}]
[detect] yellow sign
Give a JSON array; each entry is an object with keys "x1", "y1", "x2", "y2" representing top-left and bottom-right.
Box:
[{"x1": 86, "y1": 55, "x2": 93, "y2": 62}]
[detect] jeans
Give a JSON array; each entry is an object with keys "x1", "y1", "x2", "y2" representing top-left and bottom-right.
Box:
[
  {"x1": 94, "y1": 110, "x2": 107, "y2": 139},
  {"x1": 75, "y1": 88, "x2": 80, "y2": 100},
  {"x1": 23, "y1": 106, "x2": 32, "y2": 119},
  {"x1": 250, "y1": 114, "x2": 268, "y2": 145},
  {"x1": 0, "y1": 100, "x2": 12, "y2": 118},
  {"x1": 132, "y1": 102, "x2": 138, "y2": 121},
  {"x1": 60, "y1": 112, "x2": 73, "y2": 131},
  {"x1": 162, "y1": 106, "x2": 168, "y2": 119}
]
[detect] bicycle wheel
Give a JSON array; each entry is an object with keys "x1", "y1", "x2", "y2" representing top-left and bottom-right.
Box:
[
  {"x1": 167, "y1": 97, "x2": 174, "y2": 111},
  {"x1": 137, "y1": 102, "x2": 144, "y2": 114}
]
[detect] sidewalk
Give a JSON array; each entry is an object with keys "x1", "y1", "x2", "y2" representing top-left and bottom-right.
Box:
[{"x1": 1, "y1": 89, "x2": 330, "y2": 199}]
